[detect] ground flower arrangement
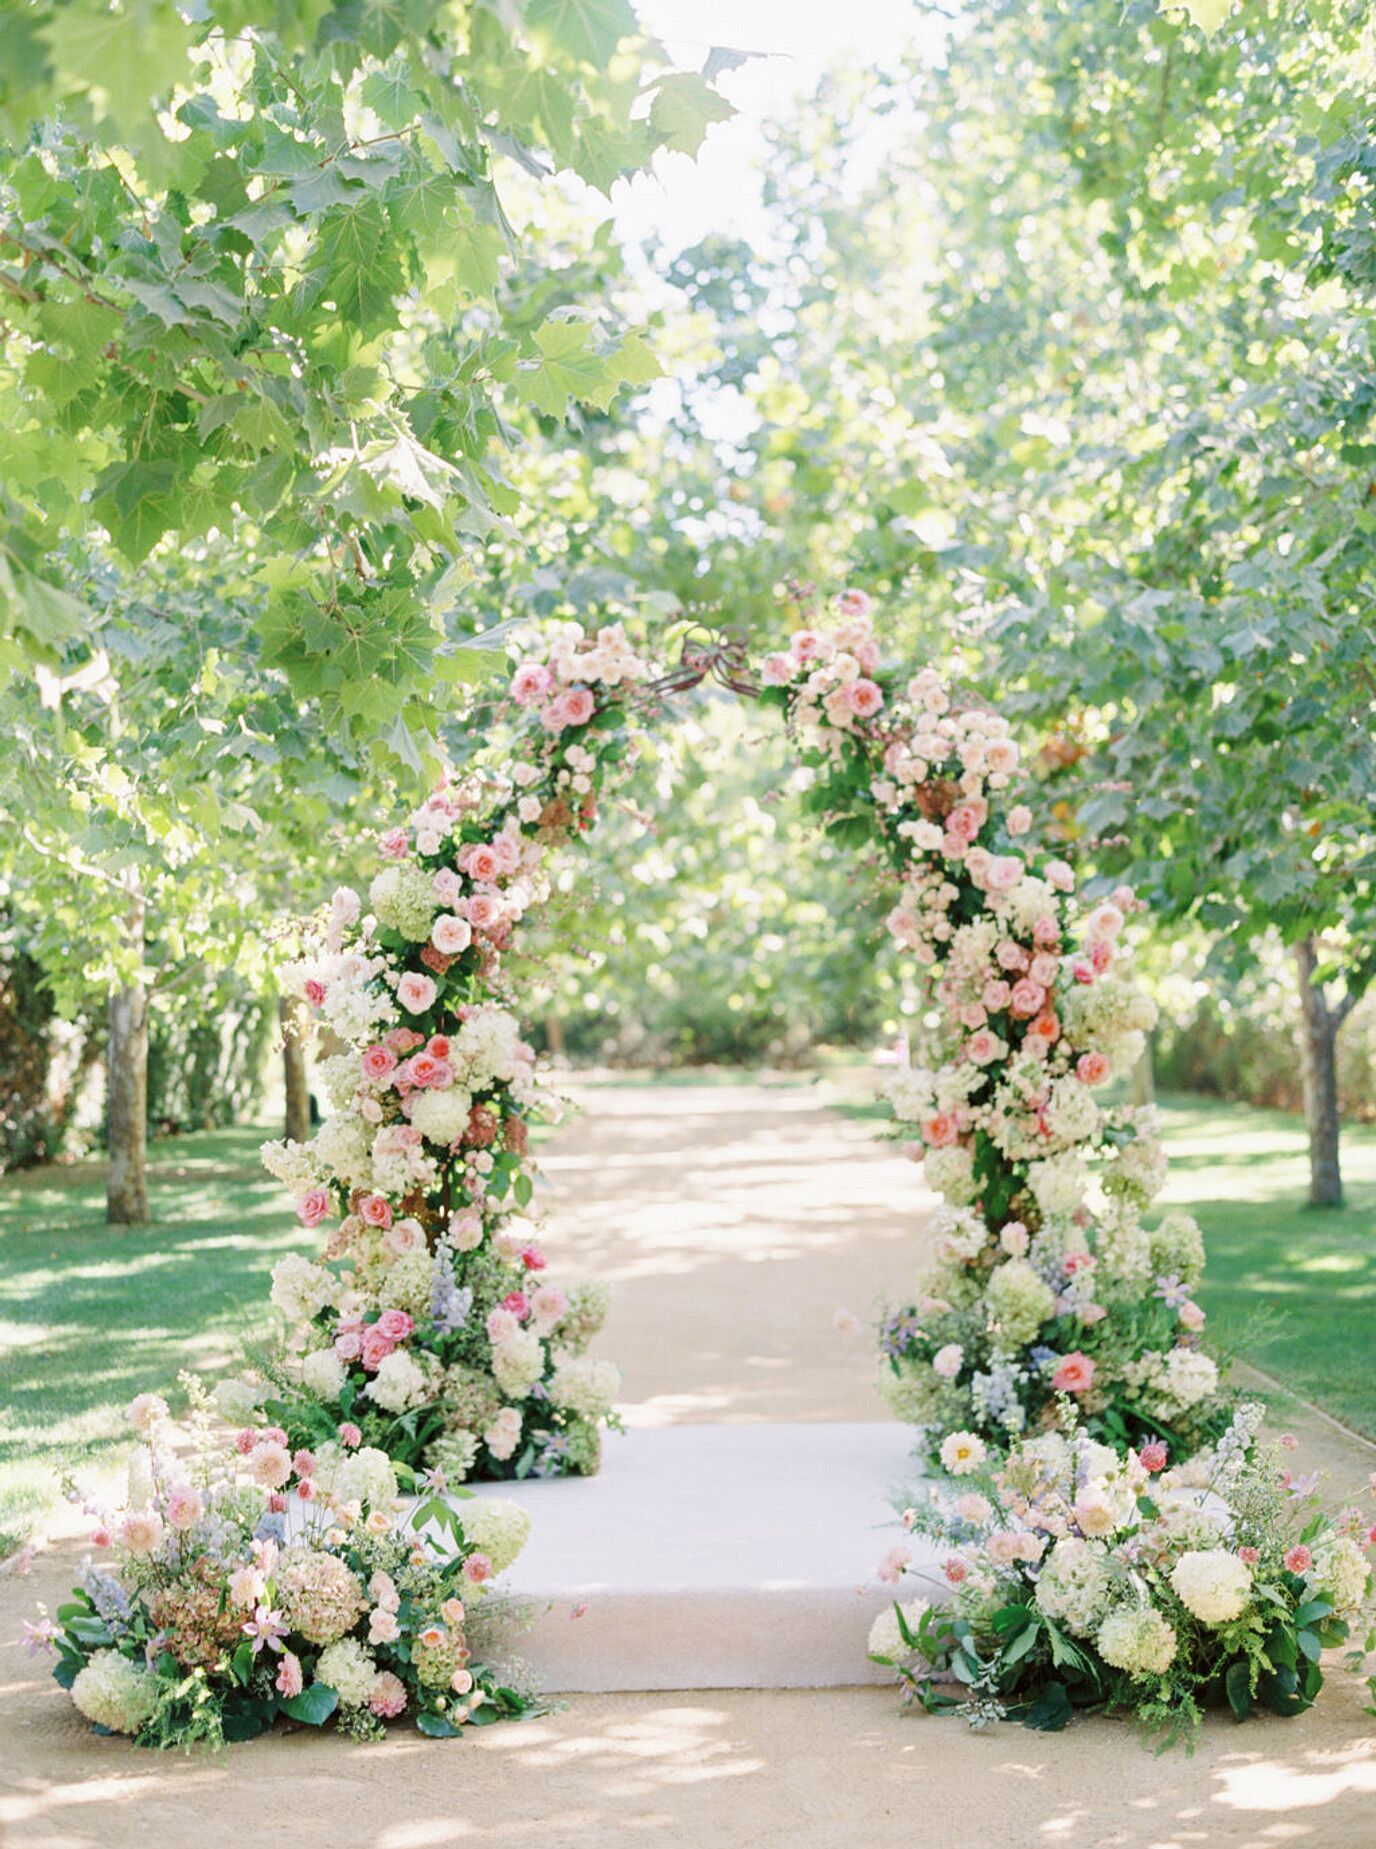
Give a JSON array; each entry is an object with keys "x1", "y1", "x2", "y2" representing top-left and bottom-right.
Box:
[
  {"x1": 868, "y1": 1404, "x2": 1376, "y2": 1746},
  {"x1": 29, "y1": 1384, "x2": 541, "y2": 1749}
]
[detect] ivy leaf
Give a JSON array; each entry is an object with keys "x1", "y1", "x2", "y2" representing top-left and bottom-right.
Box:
[
  {"x1": 281, "y1": 1682, "x2": 339, "y2": 1726},
  {"x1": 648, "y1": 74, "x2": 734, "y2": 157},
  {"x1": 1158, "y1": 0, "x2": 1237, "y2": 36},
  {"x1": 525, "y1": 0, "x2": 636, "y2": 67}
]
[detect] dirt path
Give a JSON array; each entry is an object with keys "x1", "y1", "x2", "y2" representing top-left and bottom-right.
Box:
[{"x1": 2, "y1": 1082, "x2": 1374, "y2": 1849}]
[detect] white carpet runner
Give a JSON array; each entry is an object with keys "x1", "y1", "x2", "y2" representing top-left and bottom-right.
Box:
[{"x1": 458, "y1": 1422, "x2": 945, "y2": 1691}]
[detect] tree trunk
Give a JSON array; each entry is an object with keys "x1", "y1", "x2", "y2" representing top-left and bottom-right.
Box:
[
  {"x1": 1295, "y1": 937, "x2": 1343, "y2": 1208},
  {"x1": 545, "y1": 1013, "x2": 565, "y2": 1058},
  {"x1": 280, "y1": 993, "x2": 312, "y2": 1144},
  {"x1": 106, "y1": 893, "x2": 149, "y2": 1224},
  {"x1": 1128, "y1": 1037, "x2": 1155, "y2": 1108}
]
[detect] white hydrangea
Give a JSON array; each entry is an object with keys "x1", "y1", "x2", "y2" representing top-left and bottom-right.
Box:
[
  {"x1": 491, "y1": 1330, "x2": 545, "y2": 1398},
  {"x1": 408, "y1": 1087, "x2": 474, "y2": 1149},
  {"x1": 460, "y1": 1497, "x2": 532, "y2": 1573},
  {"x1": 868, "y1": 1599, "x2": 930, "y2": 1663},
  {"x1": 314, "y1": 1116, "x2": 374, "y2": 1190},
  {"x1": 1026, "y1": 1151, "x2": 1089, "y2": 1217},
  {"x1": 271, "y1": 1254, "x2": 337, "y2": 1322},
  {"x1": 1124, "y1": 1347, "x2": 1219, "y2": 1418},
  {"x1": 936, "y1": 1206, "x2": 989, "y2": 1263},
  {"x1": 300, "y1": 1348, "x2": 347, "y2": 1400},
  {"x1": 1095, "y1": 1200, "x2": 1152, "y2": 1285},
  {"x1": 451, "y1": 1005, "x2": 525, "y2": 1091},
  {"x1": 211, "y1": 1376, "x2": 264, "y2": 1423},
  {"x1": 260, "y1": 1136, "x2": 320, "y2": 1196},
  {"x1": 1096, "y1": 1605, "x2": 1177, "y2": 1678},
  {"x1": 1034, "y1": 1537, "x2": 1113, "y2": 1635},
  {"x1": 1311, "y1": 1536, "x2": 1370, "y2": 1616},
  {"x1": 318, "y1": 1052, "x2": 362, "y2": 1114},
  {"x1": 547, "y1": 1355, "x2": 621, "y2": 1419},
  {"x1": 1147, "y1": 1212, "x2": 1206, "y2": 1289},
  {"x1": 923, "y1": 1144, "x2": 977, "y2": 1206},
  {"x1": 885, "y1": 1066, "x2": 935, "y2": 1124},
  {"x1": 364, "y1": 1349, "x2": 430, "y2": 1414},
  {"x1": 315, "y1": 1444, "x2": 399, "y2": 1510},
  {"x1": 70, "y1": 1650, "x2": 160, "y2": 1734},
  {"x1": 1170, "y1": 1549, "x2": 1251, "y2": 1625},
  {"x1": 315, "y1": 1638, "x2": 377, "y2": 1705},
  {"x1": 369, "y1": 864, "x2": 437, "y2": 940},
  {"x1": 997, "y1": 876, "x2": 1059, "y2": 936},
  {"x1": 1043, "y1": 1076, "x2": 1101, "y2": 1147},
  {"x1": 986, "y1": 1259, "x2": 1056, "y2": 1347}
]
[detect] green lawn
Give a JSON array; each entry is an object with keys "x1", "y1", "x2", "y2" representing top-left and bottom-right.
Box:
[
  {"x1": 1152, "y1": 1096, "x2": 1376, "y2": 1442},
  {"x1": 2, "y1": 1091, "x2": 1373, "y2": 1555},
  {"x1": 0, "y1": 1125, "x2": 316, "y2": 1555}
]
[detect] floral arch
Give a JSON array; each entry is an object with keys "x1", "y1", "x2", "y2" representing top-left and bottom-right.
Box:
[
  {"x1": 258, "y1": 592, "x2": 1228, "y2": 1490},
  {"x1": 50, "y1": 594, "x2": 1372, "y2": 1748}
]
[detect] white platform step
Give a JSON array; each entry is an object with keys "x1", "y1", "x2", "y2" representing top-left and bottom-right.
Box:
[{"x1": 459, "y1": 1422, "x2": 946, "y2": 1691}]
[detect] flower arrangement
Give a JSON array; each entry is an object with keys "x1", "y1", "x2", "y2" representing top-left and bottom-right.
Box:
[
  {"x1": 30, "y1": 1383, "x2": 540, "y2": 1748},
  {"x1": 868, "y1": 1404, "x2": 1376, "y2": 1745},
  {"x1": 757, "y1": 600, "x2": 1232, "y2": 1462},
  {"x1": 252, "y1": 624, "x2": 654, "y2": 1485}
]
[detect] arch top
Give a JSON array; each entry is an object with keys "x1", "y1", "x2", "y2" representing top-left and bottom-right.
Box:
[{"x1": 639, "y1": 623, "x2": 763, "y2": 702}]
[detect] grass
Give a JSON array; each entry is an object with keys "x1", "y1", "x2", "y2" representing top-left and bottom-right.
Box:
[
  {"x1": 2, "y1": 1088, "x2": 1373, "y2": 1553},
  {"x1": 0, "y1": 1125, "x2": 317, "y2": 1555}
]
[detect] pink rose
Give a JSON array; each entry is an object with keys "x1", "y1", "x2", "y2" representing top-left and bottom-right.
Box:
[
  {"x1": 943, "y1": 1557, "x2": 969, "y2": 1586},
  {"x1": 1284, "y1": 1545, "x2": 1313, "y2": 1575},
  {"x1": 996, "y1": 939, "x2": 1028, "y2": 972},
  {"x1": 511, "y1": 662, "x2": 553, "y2": 706},
  {"x1": 361, "y1": 1326, "x2": 396, "y2": 1372},
  {"x1": 276, "y1": 1651, "x2": 304, "y2": 1698},
  {"x1": 361, "y1": 1044, "x2": 397, "y2": 1082},
  {"x1": 1051, "y1": 1352, "x2": 1095, "y2": 1395},
  {"x1": 292, "y1": 1449, "x2": 316, "y2": 1477},
  {"x1": 965, "y1": 1030, "x2": 1002, "y2": 1066},
  {"x1": 297, "y1": 1187, "x2": 331, "y2": 1228},
  {"x1": 379, "y1": 827, "x2": 409, "y2": 860},
  {"x1": 1032, "y1": 916, "x2": 1061, "y2": 948},
  {"x1": 1178, "y1": 1300, "x2": 1205, "y2": 1332},
  {"x1": 164, "y1": 1483, "x2": 202, "y2": 1532},
  {"x1": 433, "y1": 868, "x2": 462, "y2": 906},
  {"x1": 1029, "y1": 953, "x2": 1059, "y2": 988},
  {"x1": 1044, "y1": 858, "x2": 1075, "y2": 892},
  {"x1": 1238, "y1": 1545, "x2": 1259, "y2": 1567},
  {"x1": 397, "y1": 972, "x2": 438, "y2": 1014},
  {"x1": 338, "y1": 1422, "x2": 363, "y2": 1448},
  {"x1": 462, "y1": 1553, "x2": 493, "y2": 1585},
  {"x1": 466, "y1": 893, "x2": 501, "y2": 931},
  {"x1": 1076, "y1": 1051, "x2": 1111, "y2": 1087},
  {"x1": 981, "y1": 979, "x2": 1012, "y2": 1012},
  {"x1": 432, "y1": 914, "x2": 472, "y2": 956},
  {"x1": 334, "y1": 1329, "x2": 363, "y2": 1362},
  {"x1": 922, "y1": 1112, "x2": 958, "y2": 1148},
  {"x1": 303, "y1": 978, "x2": 327, "y2": 1007},
  {"x1": 1137, "y1": 1442, "x2": 1168, "y2": 1473},
  {"x1": 946, "y1": 804, "x2": 982, "y2": 844},
  {"x1": 1009, "y1": 978, "x2": 1045, "y2": 1018},
  {"x1": 386, "y1": 1026, "x2": 423, "y2": 1053},
  {"x1": 847, "y1": 678, "x2": 884, "y2": 719},
  {"x1": 359, "y1": 1193, "x2": 393, "y2": 1229},
  {"x1": 375, "y1": 1309, "x2": 414, "y2": 1342},
  {"x1": 761, "y1": 652, "x2": 794, "y2": 686},
  {"x1": 985, "y1": 855, "x2": 1024, "y2": 893}
]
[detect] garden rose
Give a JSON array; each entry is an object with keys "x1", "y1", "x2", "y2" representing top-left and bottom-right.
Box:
[{"x1": 397, "y1": 972, "x2": 438, "y2": 1014}]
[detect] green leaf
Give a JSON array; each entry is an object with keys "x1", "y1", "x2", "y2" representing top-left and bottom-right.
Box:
[
  {"x1": 1158, "y1": 0, "x2": 1237, "y2": 36},
  {"x1": 416, "y1": 1710, "x2": 462, "y2": 1737},
  {"x1": 515, "y1": 318, "x2": 618, "y2": 419},
  {"x1": 281, "y1": 1682, "x2": 339, "y2": 1726},
  {"x1": 1225, "y1": 1659, "x2": 1251, "y2": 1720},
  {"x1": 525, "y1": 0, "x2": 636, "y2": 67},
  {"x1": 1020, "y1": 1681, "x2": 1072, "y2": 1732},
  {"x1": 648, "y1": 74, "x2": 734, "y2": 157},
  {"x1": 1297, "y1": 1629, "x2": 1323, "y2": 1664}
]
